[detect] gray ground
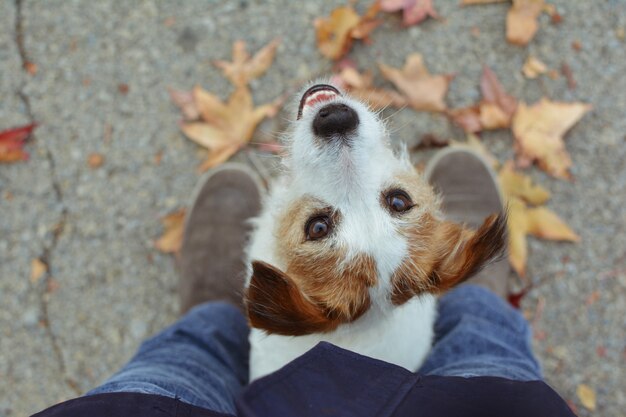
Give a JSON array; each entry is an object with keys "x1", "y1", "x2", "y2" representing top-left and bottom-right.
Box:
[{"x1": 0, "y1": 1, "x2": 624, "y2": 416}]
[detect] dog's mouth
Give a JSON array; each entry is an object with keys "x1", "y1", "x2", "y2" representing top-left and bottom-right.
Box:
[{"x1": 297, "y1": 84, "x2": 341, "y2": 120}]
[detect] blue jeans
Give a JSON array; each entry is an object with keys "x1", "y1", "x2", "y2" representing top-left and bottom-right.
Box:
[{"x1": 87, "y1": 285, "x2": 542, "y2": 415}]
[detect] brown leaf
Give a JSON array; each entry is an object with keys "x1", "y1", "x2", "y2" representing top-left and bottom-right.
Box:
[
  {"x1": 499, "y1": 164, "x2": 579, "y2": 276},
  {"x1": 178, "y1": 84, "x2": 282, "y2": 172},
  {"x1": 512, "y1": 99, "x2": 591, "y2": 179},
  {"x1": 379, "y1": 54, "x2": 453, "y2": 112},
  {"x1": 413, "y1": 133, "x2": 449, "y2": 150},
  {"x1": 0, "y1": 123, "x2": 36, "y2": 163},
  {"x1": 315, "y1": 5, "x2": 381, "y2": 60},
  {"x1": 334, "y1": 66, "x2": 407, "y2": 110},
  {"x1": 449, "y1": 66, "x2": 516, "y2": 132},
  {"x1": 155, "y1": 209, "x2": 186, "y2": 254},
  {"x1": 576, "y1": 384, "x2": 596, "y2": 411},
  {"x1": 30, "y1": 258, "x2": 47, "y2": 284},
  {"x1": 522, "y1": 55, "x2": 548, "y2": 79},
  {"x1": 506, "y1": 0, "x2": 545, "y2": 46},
  {"x1": 213, "y1": 39, "x2": 280, "y2": 87},
  {"x1": 380, "y1": 0, "x2": 438, "y2": 26}
]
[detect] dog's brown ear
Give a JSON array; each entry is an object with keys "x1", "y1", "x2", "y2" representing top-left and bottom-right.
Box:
[
  {"x1": 244, "y1": 261, "x2": 342, "y2": 336},
  {"x1": 392, "y1": 213, "x2": 507, "y2": 304}
]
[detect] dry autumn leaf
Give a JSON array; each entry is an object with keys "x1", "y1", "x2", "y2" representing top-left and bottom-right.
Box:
[
  {"x1": 499, "y1": 162, "x2": 579, "y2": 276},
  {"x1": 449, "y1": 66, "x2": 517, "y2": 132},
  {"x1": 507, "y1": 0, "x2": 546, "y2": 46},
  {"x1": 332, "y1": 66, "x2": 407, "y2": 110},
  {"x1": 88, "y1": 153, "x2": 104, "y2": 169},
  {"x1": 155, "y1": 209, "x2": 186, "y2": 254},
  {"x1": 0, "y1": 123, "x2": 37, "y2": 163},
  {"x1": 379, "y1": 53, "x2": 453, "y2": 112},
  {"x1": 315, "y1": 4, "x2": 381, "y2": 60},
  {"x1": 169, "y1": 88, "x2": 199, "y2": 121},
  {"x1": 379, "y1": 0, "x2": 438, "y2": 26},
  {"x1": 576, "y1": 383, "x2": 597, "y2": 411},
  {"x1": 461, "y1": 0, "x2": 507, "y2": 4},
  {"x1": 179, "y1": 85, "x2": 282, "y2": 172},
  {"x1": 213, "y1": 39, "x2": 280, "y2": 87},
  {"x1": 30, "y1": 258, "x2": 47, "y2": 284},
  {"x1": 512, "y1": 98, "x2": 591, "y2": 179},
  {"x1": 522, "y1": 55, "x2": 548, "y2": 78}
]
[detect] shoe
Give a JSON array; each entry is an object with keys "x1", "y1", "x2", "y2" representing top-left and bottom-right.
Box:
[
  {"x1": 425, "y1": 148, "x2": 509, "y2": 298},
  {"x1": 179, "y1": 163, "x2": 264, "y2": 314}
]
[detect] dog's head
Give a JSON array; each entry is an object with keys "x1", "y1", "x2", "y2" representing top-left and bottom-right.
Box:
[{"x1": 245, "y1": 83, "x2": 506, "y2": 336}]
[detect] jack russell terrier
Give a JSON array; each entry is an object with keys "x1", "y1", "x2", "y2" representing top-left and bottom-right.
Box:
[{"x1": 243, "y1": 83, "x2": 506, "y2": 381}]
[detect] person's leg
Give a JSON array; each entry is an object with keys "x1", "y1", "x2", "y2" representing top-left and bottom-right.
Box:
[
  {"x1": 87, "y1": 164, "x2": 263, "y2": 413},
  {"x1": 420, "y1": 148, "x2": 541, "y2": 381}
]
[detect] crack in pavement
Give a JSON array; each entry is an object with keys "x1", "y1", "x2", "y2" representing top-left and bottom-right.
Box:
[{"x1": 14, "y1": 0, "x2": 79, "y2": 395}]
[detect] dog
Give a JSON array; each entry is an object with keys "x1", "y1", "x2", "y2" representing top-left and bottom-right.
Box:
[{"x1": 244, "y1": 83, "x2": 506, "y2": 381}]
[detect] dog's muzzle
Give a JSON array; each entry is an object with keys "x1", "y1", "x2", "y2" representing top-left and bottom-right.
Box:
[{"x1": 298, "y1": 84, "x2": 360, "y2": 141}]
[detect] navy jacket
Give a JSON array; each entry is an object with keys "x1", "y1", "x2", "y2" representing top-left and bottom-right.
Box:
[{"x1": 34, "y1": 343, "x2": 575, "y2": 417}]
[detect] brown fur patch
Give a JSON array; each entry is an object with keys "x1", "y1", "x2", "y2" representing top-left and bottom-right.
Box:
[
  {"x1": 391, "y1": 212, "x2": 507, "y2": 305},
  {"x1": 245, "y1": 195, "x2": 378, "y2": 335}
]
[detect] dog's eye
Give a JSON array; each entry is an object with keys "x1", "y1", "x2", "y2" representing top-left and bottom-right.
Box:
[
  {"x1": 385, "y1": 190, "x2": 414, "y2": 213},
  {"x1": 305, "y1": 216, "x2": 331, "y2": 240}
]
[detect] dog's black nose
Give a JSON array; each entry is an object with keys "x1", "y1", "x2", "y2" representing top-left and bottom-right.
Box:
[{"x1": 313, "y1": 103, "x2": 359, "y2": 139}]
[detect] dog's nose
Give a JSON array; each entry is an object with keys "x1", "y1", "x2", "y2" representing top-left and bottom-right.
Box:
[{"x1": 313, "y1": 103, "x2": 359, "y2": 139}]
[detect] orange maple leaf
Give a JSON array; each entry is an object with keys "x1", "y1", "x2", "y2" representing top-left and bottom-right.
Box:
[
  {"x1": 213, "y1": 39, "x2": 280, "y2": 87},
  {"x1": 315, "y1": 4, "x2": 381, "y2": 60},
  {"x1": 506, "y1": 0, "x2": 546, "y2": 46},
  {"x1": 379, "y1": 53, "x2": 453, "y2": 112},
  {"x1": 379, "y1": 0, "x2": 439, "y2": 26},
  {"x1": 512, "y1": 98, "x2": 591, "y2": 179}
]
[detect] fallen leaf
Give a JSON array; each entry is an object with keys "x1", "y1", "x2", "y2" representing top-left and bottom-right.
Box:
[
  {"x1": 155, "y1": 209, "x2": 186, "y2": 254},
  {"x1": 512, "y1": 99, "x2": 591, "y2": 179},
  {"x1": 571, "y1": 40, "x2": 582, "y2": 51},
  {"x1": 24, "y1": 61, "x2": 38, "y2": 75},
  {"x1": 213, "y1": 39, "x2": 280, "y2": 87},
  {"x1": 379, "y1": 53, "x2": 453, "y2": 112},
  {"x1": 315, "y1": 4, "x2": 381, "y2": 60},
  {"x1": 0, "y1": 123, "x2": 37, "y2": 163},
  {"x1": 87, "y1": 153, "x2": 104, "y2": 169},
  {"x1": 117, "y1": 83, "x2": 130, "y2": 94},
  {"x1": 561, "y1": 62, "x2": 576, "y2": 90},
  {"x1": 576, "y1": 384, "x2": 596, "y2": 411},
  {"x1": 522, "y1": 55, "x2": 548, "y2": 78},
  {"x1": 412, "y1": 133, "x2": 449, "y2": 150},
  {"x1": 30, "y1": 258, "x2": 47, "y2": 284},
  {"x1": 499, "y1": 163, "x2": 580, "y2": 276},
  {"x1": 449, "y1": 66, "x2": 517, "y2": 132},
  {"x1": 506, "y1": 0, "x2": 546, "y2": 46},
  {"x1": 379, "y1": 0, "x2": 438, "y2": 26},
  {"x1": 333, "y1": 66, "x2": 407, "y2": 110},
  {"x1": 179, "y1": 85, "x2": 282, "y2": 171}
]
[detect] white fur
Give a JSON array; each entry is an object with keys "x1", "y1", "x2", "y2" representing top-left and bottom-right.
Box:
[{"x1": 246, "y1": 83, "x2": 438, "y2": 381}]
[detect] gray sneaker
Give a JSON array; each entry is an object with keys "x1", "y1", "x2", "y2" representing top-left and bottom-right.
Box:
[
  {"x1": 179, "y1": 163, "x2": 264, "y2": 314},
  {"x1": 425, "y1": 148, "x2": 509, "y2": 298}
]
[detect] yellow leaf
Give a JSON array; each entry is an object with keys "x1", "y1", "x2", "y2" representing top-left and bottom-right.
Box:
[
  {"x1": 526, "y1": 207, "x2": 581, "y2": 241},
  {"x1": 506, "y1": 0, "x2": 546, "y2": 46},
  {"x1": 30, "y1": 258, "x2": 47, "y2": 284},
  {"x1": 576, "y1": 384, "x2": 596, "y2": 411},
  {"x1": 213, "y1": 39, "x2": 280, "y2": 87},
  {"x1": 512, "y1": 99, "x2": 592, "y2": 179},
  {"x1": 379, "y1": 54, "x2": 453, "y2": 112},
  {"x1": 178, "y1": 84, "x2": 282, "y2": 172},
  {"x1": 499, "y1": 162, "x2": 550, "y2": 205},
  {"x1": 155, "y1": 209, "x2": 186, "y2": 254},
  {"x1": 498, "y1": 164, "x2": 579, "y2": 276}
]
